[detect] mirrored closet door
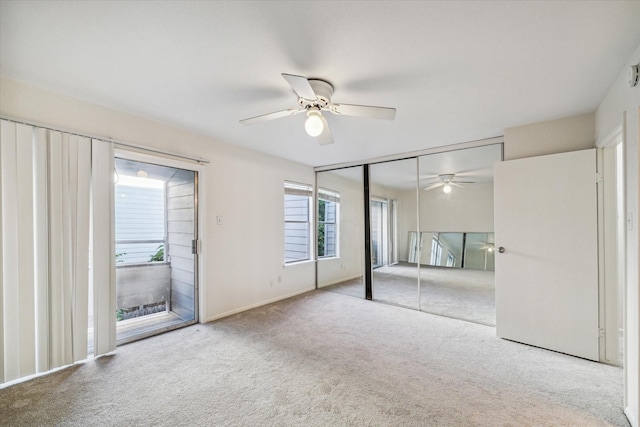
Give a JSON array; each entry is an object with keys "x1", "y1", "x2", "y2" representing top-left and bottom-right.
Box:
[
  {"x1": 369, "y1": 158, "x2": 419, "y2": 309},
  {"x1": 417, "y1": 144, "x2": 502, "y2": 325},
  {"x1": 316, "y1": 166, "x2": 365, "y2": 298}
]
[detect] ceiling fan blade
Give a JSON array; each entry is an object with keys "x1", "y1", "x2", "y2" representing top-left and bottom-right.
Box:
[
  {"x1": 239, "y1": 108, "x2": 304, "y2": 125},
  {"x1": 282, "y1": 73, "x2": 317, "y2": 100},
  {"x1": 450, "y1": 182, "x2": 464, "y2": 188},
  {"x1": 329, "y1": 103, "x2": 396, "y2": 120},
  {"x1": 317, "y1": 115, "x2": 333, "y2": 146},
  {"x1": 452, "y1": 180, "x2": 475, "y2": 184},
  {"x1": 423, "y1": 183, "x2": 442, "y2": 191}
]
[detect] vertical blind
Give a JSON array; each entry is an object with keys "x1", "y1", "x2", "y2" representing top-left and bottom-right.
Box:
[{"x1": 0, "y1": 119, "x2": 115, "y2": 385}]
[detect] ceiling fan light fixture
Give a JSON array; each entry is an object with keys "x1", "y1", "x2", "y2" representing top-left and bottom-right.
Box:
[
  {"x1": 305, "y1": 110, "x2": 324, "y2": 137},
  {"x1": 442, "y1": 184, "x2": 452, "y2": 194}
]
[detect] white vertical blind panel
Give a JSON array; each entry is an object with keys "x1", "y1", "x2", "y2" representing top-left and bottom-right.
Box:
[
  {"x1": 16, "y1": 124, "x2": 36, "y2": 378},
  {"x1": 48, "y1": 130, "x2": 69, "y2": 368},
  {"x1": 72, "y1": 136, "x2": 91, "y2": 362},
  {"x1": 0, "y1": 121, "x2": 4, "y2": 382},
  {"x1": 60, "y1": 134, "x2": 73, "y2": 364},
  {"x1": 33, "y1": 128, "x2": 49, "y2": 373},
  {"x1": 92, "y1": 139, "x2": 116, "y2": 356},
  {"x1": 0, "y1": 122, "x2": 94, "y2": 384},
  {"x1": 1, "y1": 120, "x2": 21, "y2": 381}
]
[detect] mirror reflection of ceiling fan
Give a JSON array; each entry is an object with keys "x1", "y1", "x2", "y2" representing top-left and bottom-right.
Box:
[
  {"x1": 239, "y1": 73, "x2": 396, "y2": 145},
  {"x1": 469, "y1": 241, "x2": 496, "y2": 252},
  {"x1": 423, "y1": 174, "x2": 475, "y2": 193}
]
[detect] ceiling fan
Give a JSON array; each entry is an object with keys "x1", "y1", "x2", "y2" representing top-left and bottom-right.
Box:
[
  {"x1": 239, "y1": 73, "x2": 396, "y2": 145},
  {"x1": 476, "y1": 242, "x2": 496, "y2": 253},
  {"x1": 423, "y1": 174, "x2": 475, "y2": 193}
]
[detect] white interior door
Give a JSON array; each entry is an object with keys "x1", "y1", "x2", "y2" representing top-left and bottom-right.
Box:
[{"x1": 494, "y1": 149, "x2": 599, "y2": 361}]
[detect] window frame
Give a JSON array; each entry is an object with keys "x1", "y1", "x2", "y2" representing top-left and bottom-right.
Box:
[
  {"x1": 430, "y1": 236, "x2": 443, "y2": 266},
  {"x1": 317, "y1": 188, "x2": 340, "y2": 259},
  {"x1": 284, "y1": 181, "x2": 314, "y2": 264}
]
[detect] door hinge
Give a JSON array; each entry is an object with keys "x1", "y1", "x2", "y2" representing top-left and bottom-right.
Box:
[
  {"x1": 598, "y1": 328, "x2": 605, "y2": 339},
  {"x1": 191, "y1": 239, "x2": 200, "y2": 255},
  {"x1": 595, "y1": 172, "x2": 603, "y2": 184}
]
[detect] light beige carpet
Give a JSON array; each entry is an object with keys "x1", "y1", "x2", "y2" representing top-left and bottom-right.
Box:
[
  {"x1": 325, "y1": 263, "x2": 496, "y2": 326},
  {"x1": 0, "y1": 289, "x2": 628, "y2": 426}
]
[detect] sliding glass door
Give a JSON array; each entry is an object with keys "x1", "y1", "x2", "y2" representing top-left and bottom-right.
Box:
[
  {"x1": 370, "y1": 199, "x2": 388, "y2": 268},
  {"x1": 114, "y1": 155, "x2": 198, "y2": 344}
]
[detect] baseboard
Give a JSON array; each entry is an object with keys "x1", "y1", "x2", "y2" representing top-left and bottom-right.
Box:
[
  {"x1": 318, "y1": 275, "x2": 362, "y2": 288},
  {"x1": 625, "y1": 406, "x2": 637, "y2": 427},
  {"x1": 203, "y1": 286, "x2": 316, "y2": 322}
]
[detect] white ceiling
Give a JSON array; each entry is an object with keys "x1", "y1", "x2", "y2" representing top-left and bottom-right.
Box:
[{"x1": 2, "y1": 1, "x2": 639, "y2": 168}]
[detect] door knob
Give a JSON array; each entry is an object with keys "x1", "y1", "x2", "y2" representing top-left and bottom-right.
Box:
[{"x1": 498, "y1": 247, "x2": 505, "y2": 253}]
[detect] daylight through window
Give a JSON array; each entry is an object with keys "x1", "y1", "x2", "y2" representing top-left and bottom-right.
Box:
[{"x1": 318, "y1": 188, "x2": 340, "y2": 258}]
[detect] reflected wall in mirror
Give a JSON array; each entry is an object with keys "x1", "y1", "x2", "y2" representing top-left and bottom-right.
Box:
[
  {"x1": 316, "y1": 166, "x2": 364, "y2": 298},
  {"x1": 418, "y1": 145, "x2": 501, "y2": 235},
  {"x1": 465, "y1": 232, "x2": 495, "y2": 271}
]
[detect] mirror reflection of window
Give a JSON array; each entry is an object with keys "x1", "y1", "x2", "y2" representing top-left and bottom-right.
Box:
[
  {"x1": 318, "y1": 188, "x2": 340, "y2": 258},
  {"x1": 430, "y1": 236, "x2": 442, "y2": 265}
]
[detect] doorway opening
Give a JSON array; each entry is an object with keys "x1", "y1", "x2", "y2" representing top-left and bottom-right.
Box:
[
  {"x1": 114, "y1": 156, "x2": 199, "y2": 344},
  {"x1": 598, "y1": 133, "x2": 626, "y2": 367}
]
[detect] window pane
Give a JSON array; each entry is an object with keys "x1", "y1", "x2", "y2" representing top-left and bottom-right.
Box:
[
  {"x1": 284, "y1": 182, "x2": 312, "y2": 263},
  {"x1": 318, "y1": 189, "x2": 339, "y2": 259},
  {"x1": 324, "y1": 223, "x2": 336, "y2": 256},
  {"x1": 285, "y1": 222, "x2": 310, "y2": 262}
]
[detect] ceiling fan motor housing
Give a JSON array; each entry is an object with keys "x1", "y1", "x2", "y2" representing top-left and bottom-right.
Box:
[
  {"x1": 298, "y1": 79, "x2": 334, "y2": 110},
  {"x1": 439, "y1": 174, "x2": 455, "y2": 183}
]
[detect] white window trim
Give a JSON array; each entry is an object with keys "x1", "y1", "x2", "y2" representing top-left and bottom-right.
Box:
[{"x1": 284, "y1": 181, "x2": 314, "y2": 264}]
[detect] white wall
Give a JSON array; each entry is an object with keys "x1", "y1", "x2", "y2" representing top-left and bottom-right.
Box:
[
  {"x1": 316, "y1": 169, "x2": 364, "y2": 287},
  {"x1": 416, "y1": 183, "x2": 495, "y2": 232},
  {"x1": 504, "y1": 113, "x2": 595, "y2": 160},
  {"x1": 596, "y1": 42, "x2": 640, "y2": 427},
  {"x1": 0, "y1": 77, "x2": 317, "y2": 323},
  {"x1": 370, "y1": 182, "x2": 406, "y2": 261}
]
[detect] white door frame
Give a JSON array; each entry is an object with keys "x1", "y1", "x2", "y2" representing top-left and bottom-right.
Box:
[{"x1": 596, "y1": 118, "x2": 626, "y2": 368}]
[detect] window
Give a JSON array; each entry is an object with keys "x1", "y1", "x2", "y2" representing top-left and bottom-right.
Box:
[
  {"x1": 430, "y1": 236, "x2": 442, "y2": 266},
  {"x1": 446, "y1": 252, "x2": 455, "y2": 267},
  {"x1": 318, "y1": 188, "x2": 340, "y2": 258},
  {"x1": 284, "y1": 182, "x2": 313, "y2": 263}
]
